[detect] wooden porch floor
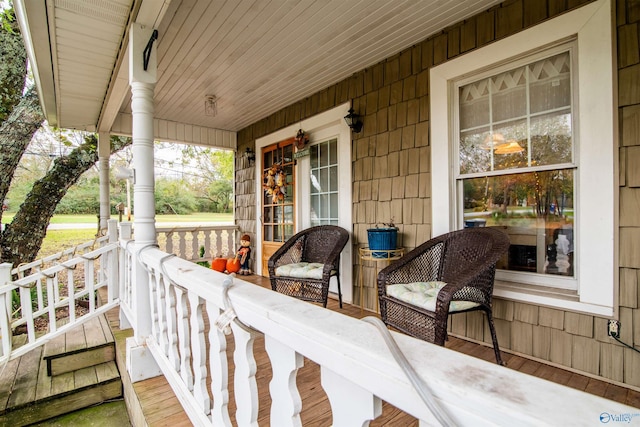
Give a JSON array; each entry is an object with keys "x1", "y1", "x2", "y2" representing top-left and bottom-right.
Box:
[{"x1": 109, "y1": 275, "x2": 640, "y2": 426}]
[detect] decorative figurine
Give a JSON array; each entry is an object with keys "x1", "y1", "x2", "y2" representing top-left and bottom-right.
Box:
[{"x1": 236, "y1": 234, "x2": 252, "y2": 275}]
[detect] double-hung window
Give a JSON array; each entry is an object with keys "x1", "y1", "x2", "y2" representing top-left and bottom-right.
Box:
[
  {"x1": 457, "y1": 46, "x2": 576, "y2": 289},
  {"x1": 430, "y1": 0, "x2": 615, "y2": 316}
]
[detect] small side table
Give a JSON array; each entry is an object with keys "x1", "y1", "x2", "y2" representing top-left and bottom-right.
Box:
[{"x1": 359, "y1": 247, "x2": 404, "y2": 314}]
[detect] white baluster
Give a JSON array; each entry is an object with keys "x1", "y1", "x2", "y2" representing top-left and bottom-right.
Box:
[
  {"x1": 232, "y1": 321, "x2": 259, "y2": 426},
  {"x1": 119, "y1": 245, "x2": 127, "y2": 307},
  {"x1": 191, "y1": 230, "x2": 199, "y2": 261},
  {"x1": 20, "y1": 286, "x2": 35, "y2": 343},
  {"x1": 47, "y1": 276, "x2": 57, "y2": 333},
  {"x1": 265, "y1": 336, "x2": 303, "y2": 427},
  {"x1": 321, "y1": 367, "x2": 382, "y2": 427},
  {"x1": 85, "y1": 259, "x2": 95, "y2": 312},
  {"x1": 68, "y1": 268, "x2": 76, "y2": 323},
  {"x1": 178, "y1": 230, "x2": 187, "y2": 258},
  {"x1": 166, "y1": 231, "x2": 174, "y2": 254},
  {"x1": 149, "y1": 271, "x2": 165, "y2": 351},
  {"x1": 203, "y1": 230, "x2": 212, "y2": 260},
  {"x1": 0, "y1": 291, "x2": 10, "y2": 358},
  {"x1": 164, "y1": 278, "x2": 179, "y2": 370},
  {"x1": 174, "y1": 287, "x2": 193, "y2": 391},
  {"x1": 35, "y1": 266, "x2": 44, "y2": 311},
  {"x1": 226, "y1": 230, "x2": 234, "y2": 257},
  {"x1": 0, "y1": 263, "x2": 12, "y2": 357},
  {"x1": 53, "y1": 268, "x2": 61, "y2": 305},
  {"x1": 207, "y1": 300, "x2": 231, "y2": 426},
  {"x1": 156, "y1": 273, "x2": 168, "y2": 354},
  {"x1": 215, "y1": 230, "x2": 223, "y2": 256},
  {"x1": 188, "y1": 291, "x2": 210, "y2": 413}
]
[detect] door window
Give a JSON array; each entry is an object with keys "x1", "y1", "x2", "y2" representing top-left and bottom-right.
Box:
[{"x1": 309, "y1": 138, "x2": 338, "y2": 226}]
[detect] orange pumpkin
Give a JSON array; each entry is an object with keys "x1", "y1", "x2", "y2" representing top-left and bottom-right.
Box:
[
  {"x1": 211, "y1": 257, "x2": 227, "y2": 272},
  {"x1": 226, "y1": 257, "x2": 241, "y2": 274}
]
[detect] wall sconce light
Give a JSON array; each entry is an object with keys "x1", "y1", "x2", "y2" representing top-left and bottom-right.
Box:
[
  {"x1": 244, "y1": 147, "x2": 256, "y2": 164},
  {"x1": 114, "y1": 166, "x2": 135, "y2": 182},
  {"x1": 344, "y1": 108, "x2": 363, "y2": 133}
]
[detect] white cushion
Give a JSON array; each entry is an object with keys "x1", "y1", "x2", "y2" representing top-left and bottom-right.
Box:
[
  {"x1": 386, "y1": 281, "x2": 480, "y2": 312},
  {"x1": 275, "y1": 262, "x2": 326, "y2": 280}
]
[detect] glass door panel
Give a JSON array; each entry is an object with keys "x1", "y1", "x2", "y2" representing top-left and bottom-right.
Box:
[
  {"x1": 309, "y1": 139, "x2": 338, "y2": 226},
  {"x1": 261, "y1": 138, "x2": 296, "y2": 276}
]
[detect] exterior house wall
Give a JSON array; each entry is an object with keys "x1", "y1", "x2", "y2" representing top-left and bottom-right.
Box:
[{"x1": 236, "y1": 0, "x2": 640, "y2": 388}]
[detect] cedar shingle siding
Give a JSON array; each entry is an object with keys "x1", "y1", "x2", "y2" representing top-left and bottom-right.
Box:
[{"x1": 237, "y1": 0, "x2": 640, "y2": 388}]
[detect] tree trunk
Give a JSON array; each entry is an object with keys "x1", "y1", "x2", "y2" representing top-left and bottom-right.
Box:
[
  {"x1": 0, "y1": 135, "x2": 132, "y2": 266},
  {"x1": 0, "y1": 87, "x2": 44, "y2": 225},
  {"x1": 0, "y1": 8, "x2": 28, "y2": 124}
]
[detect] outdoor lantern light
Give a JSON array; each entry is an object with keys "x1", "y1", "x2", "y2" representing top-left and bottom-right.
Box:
[
  {"x1": 245, "y1": 147, "x2": 256, "y2": 164},
  {"x1": 344, "y1": 108, "x2": 363, "y2": 133}
]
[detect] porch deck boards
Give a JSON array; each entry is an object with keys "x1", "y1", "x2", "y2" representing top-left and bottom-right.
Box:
[{"x1": 109, "y1": 275, "x2": 640, "y2": 426}]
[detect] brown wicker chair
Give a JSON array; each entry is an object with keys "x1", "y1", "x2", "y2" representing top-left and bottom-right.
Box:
[
  {"x1": 377, "y1": 227, "x2": 510, "y2": 364},
  {"x1": 268, "y1": 225, "x2": 350, "y2": 308}
]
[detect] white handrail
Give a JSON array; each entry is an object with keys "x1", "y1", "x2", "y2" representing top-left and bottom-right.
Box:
[
  {"x1": 136, "y1": 247, "x2": 638, "y2": 426},
  {"x1": 11, "y1": 235, "x2": 109, "y2": 278}
]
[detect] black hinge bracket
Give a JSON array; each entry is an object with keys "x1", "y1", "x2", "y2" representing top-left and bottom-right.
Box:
[{"x1": 143, "y1": 29, "x2": 158, "y2": 71}]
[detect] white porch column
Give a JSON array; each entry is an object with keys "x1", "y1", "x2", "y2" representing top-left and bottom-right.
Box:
[
  {"x1": 126, "y1": 22, "x2": 161, "y2": 382},
  {"x1": 98, "y1": 132, "x2": 110, "y2": 232}
]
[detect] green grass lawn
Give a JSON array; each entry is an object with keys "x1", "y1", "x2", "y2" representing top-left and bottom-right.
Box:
[
  {"x1": 2, "y1": 212, "x2": 233, "y2": 224},
  {"x1": 38, "y1": 229, "x2": 98, "y2": 255}
]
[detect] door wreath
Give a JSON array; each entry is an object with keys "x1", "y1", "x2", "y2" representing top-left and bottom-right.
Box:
[{"x1": 263, "y1": 163, "x2": 286, "y2": 203}]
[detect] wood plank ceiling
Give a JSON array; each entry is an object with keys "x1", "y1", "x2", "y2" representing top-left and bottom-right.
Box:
[{"x1": 48, "y1": 0, "x2": 504, "y2": 133}]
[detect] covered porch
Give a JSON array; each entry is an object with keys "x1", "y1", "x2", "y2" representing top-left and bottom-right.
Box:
[{"x1": 6, "y1": 0, "x2": 640, "y2": 424}]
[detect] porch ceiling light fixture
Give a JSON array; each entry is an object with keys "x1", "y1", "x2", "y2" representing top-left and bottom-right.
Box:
[
  {"x1": 344, "y1": 108, "x2": 363, "y2": 133},
  {"x1": 204, "y1": 95, "x2": 217, "y2": 117},
  {"x1": 495, "y1": 140, "x2": 524, "y2": 154}
]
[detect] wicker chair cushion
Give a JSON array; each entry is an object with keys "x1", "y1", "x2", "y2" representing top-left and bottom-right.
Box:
[
  {"x1": 386, "y1": 282, "x2": 480, "y2": 313},
  {"x1": 275, "y1": 262, "x2": 332, "y2": 280}
]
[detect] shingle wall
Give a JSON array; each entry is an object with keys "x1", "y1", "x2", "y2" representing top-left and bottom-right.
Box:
[{"x1": 236, "y1": 0, "x2": 640, "y2": 388}]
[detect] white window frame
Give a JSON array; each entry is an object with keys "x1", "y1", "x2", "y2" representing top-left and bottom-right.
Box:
[
  {"x1": 430, "y1": 0, "x2": 617, "y2": 316},
  {"x1": 455, "y1": 44, "x2": 578, "y2": 290}
]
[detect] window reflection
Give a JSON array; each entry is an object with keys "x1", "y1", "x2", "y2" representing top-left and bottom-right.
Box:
[{"x1": 462, "y1": 170, "x2": 574, "y2": 276}]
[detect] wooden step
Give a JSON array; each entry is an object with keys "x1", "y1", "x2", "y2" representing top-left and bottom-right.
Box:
[
  {"x1": 0, "y1": 313, "x2": 123, "y2": 426},
  {"x1": 43, "y1": 315, "x2": 116, "y2": 376},
  {"x1": 0, "y1": 358, "x2": 122, "y2": 426}
]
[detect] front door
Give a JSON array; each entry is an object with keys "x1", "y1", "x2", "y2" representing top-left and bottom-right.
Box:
[
  {"x1": 260, "y1": 138, "x2": 295, "y2": 276},
  {"x1": 255, "y1": 104, "x2": 353, "y2": 303}
]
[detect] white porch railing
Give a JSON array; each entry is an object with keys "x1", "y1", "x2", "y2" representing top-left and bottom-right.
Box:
[
  {"x1": 130, "y1": 245, "x2": 639, "y2": 426},
  {"x1": 0, "y1": 220, "x2": 120, "y2": 362},
  {"x1": 0, "y1": 221, "x2": 238, "y2": 364},
  {"x1": 2, "y1": 219, "x2": 637, "y2": 424},
  {"x1": 155, "y1": 224, "x2": 238, "y2": 263}
]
